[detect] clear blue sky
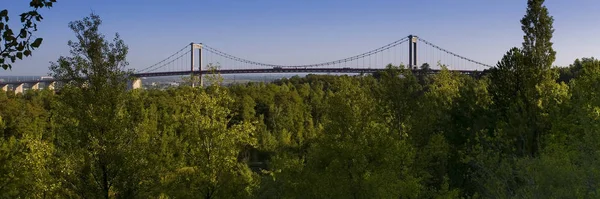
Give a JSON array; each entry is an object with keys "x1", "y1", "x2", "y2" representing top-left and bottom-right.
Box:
[{"x1": 2, "y1": 0, "x2": 599, "y2": 75}]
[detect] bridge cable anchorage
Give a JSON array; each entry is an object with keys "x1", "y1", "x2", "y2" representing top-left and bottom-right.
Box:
[
  {"x1": 138, "y1": 45, "x2": 190, "y2": 73},
  {"x1": 417, "y1": 37, "x2": 493, "y2": 68},
  {"x1": 144, "y1": 50, "x2": 191, "y2": 73},
  {"x1": 202, "y1": 37, "x2": 409, "y2": 68}
]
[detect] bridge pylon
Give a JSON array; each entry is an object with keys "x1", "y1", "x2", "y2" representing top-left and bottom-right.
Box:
[
  {"x1": 191, "y1": 42, "x2": 203, "y2": 87},
  {"x1": 408, "y1": 35, "x2": 418, "y2": 69}
]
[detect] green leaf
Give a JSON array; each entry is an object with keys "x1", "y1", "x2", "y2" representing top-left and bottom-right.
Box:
[
  {"x1": 24, "y1": 50, "x2": 31, "y2": 57},
  {"x1": 20, "y1": 13, "x2": 27, "y2": 23},
  {"x1": 0, "y1": 10, "x2": 7, "y2": 17},
  {"x1": 16, "y1": 52, "x2": 23, "y2": 60},
  {"x1": 17, "y1": 43, "x2": 24, "y2": 51},
  {"x1": 20, "y1": 29, "x2": 27, "y2": 38},
  {"x1": 5, "y1": 29, "x2": 13, "y2": 36},
  {"x1": 31, "y1": 38, "x2": 43, "y2": 48}
]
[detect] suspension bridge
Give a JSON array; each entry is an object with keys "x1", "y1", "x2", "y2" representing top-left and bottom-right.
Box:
[{"x1": 1, "y1": 35, "x2": 494, "y2": 93}]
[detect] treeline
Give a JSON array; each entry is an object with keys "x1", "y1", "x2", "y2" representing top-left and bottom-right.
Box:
[
  {"x1": 2, "y1": 0, "x2": 600, "y2": 198},
  {"x1": 2, "y1": 59, "x2": 599, "y2": 198}
]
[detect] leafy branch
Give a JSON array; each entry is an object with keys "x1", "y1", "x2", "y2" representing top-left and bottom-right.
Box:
[{"x1": 0, "y1": 0, "x2": 56, "y2": 70}]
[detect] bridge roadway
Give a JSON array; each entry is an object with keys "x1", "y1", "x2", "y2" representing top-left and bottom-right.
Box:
[
  {"x1": 135, "y1": 68, "x2": 385, "y2": 77},
  {"x1": 135, "y1": 67, "x2": 477, "y2": 77},
  {"x1": 1, "y1": 67, "x2": 478, "y2": 86}
]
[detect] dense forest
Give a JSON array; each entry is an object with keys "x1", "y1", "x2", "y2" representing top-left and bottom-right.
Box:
[{"x1": 2, "y1": 0, "x2": 600, "y2": 198}]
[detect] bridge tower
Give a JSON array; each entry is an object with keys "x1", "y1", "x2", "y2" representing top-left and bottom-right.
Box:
[
  {"x1": 408, "y1": 35, "x2": 418, "y2": 69},
  {"x1": 190, "y1": 43, "x2": 203, "y2": 87}
]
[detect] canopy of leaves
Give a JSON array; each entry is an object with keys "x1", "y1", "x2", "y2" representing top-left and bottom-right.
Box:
[
  {"x1": 1, "y1": 0, "x2": 56, "y2": 70},
  {"x1": 3, "y1": 0, "x2": 599, "y2": 198}
]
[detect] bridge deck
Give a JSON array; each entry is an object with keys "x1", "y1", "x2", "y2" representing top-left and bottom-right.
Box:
[{"x1": 1, "y1": 68, "x2": 479, "y2": 85}]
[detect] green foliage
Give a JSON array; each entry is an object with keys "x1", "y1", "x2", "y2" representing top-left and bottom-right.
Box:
[
  {"x1": 375, "y1": 64, "x2": 422, "y2": 137},
  {"x1": 4, "y1": 60, "x2": 600, "y2": 198},
  {"x1": 163, "y1": 79, "x2": 259, "y2": 199},
  {"x1": 49, "y1": 13, "x2": 131, "y2": 87},
  {"x1": 0, "y1": 91, "x2": 59, "y2": 198},
  {"x1": 303, "y1": 76, "x2": 420, "y2": 198},
  {"x1": 488, "y1": 0, "x2": 558, "y2": 157},
  {"x1": 3, "y1": 0, "x2": 599, "y2": 198},
  {"x1": 0, "y1": 0, "x2": 56, "y2": 70},
  {"x1": 521, "y1": 0, "x2": 556, "y2": 73},
  {"x1": 49, "y1": 13, "x2": 148, "y2": 198},
  {"x1": 557, "y1": 57, "x2": 597, "y2": 83}
]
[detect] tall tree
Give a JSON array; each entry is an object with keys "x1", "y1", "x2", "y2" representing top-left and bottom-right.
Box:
[
  {"x1": 50, "y1": 13, "x2": 130, "y2": 87},
  {"x1": 521, "y1": 0, "x2": 556, "y2": 73},
  {"x1": 49, "y1": 13, "x2": 148, "y2": 198},
  {"x1": 1, "y1": 0, "x2": 56, "y2": 70},
  {"x1": 488, "y1": 0, "x2": 558, "y2": 156},
  {"x1": 519, "y1": 0, "x2": 558, "y2": 156}
]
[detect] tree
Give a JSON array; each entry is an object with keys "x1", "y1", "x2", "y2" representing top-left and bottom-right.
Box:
[
  {"x1": 279, "y1": 76, "x2": 420, "y2": 198},
  {"x1": 1, "y1": 0, "x2": 56, "y2": 70},
  {"x1": 556, "y1": 57, "x2": 596, "y2": 83},
  {"x1": 559, "y1": 58, "x2": 600, "y2": 197},
  {"x1": 473, "y1": 59, "x2": 600, "y2": 198},
  {"x1": 0, "y1": 91, "x2": 59, "y2": 198},
  {"x1": 49, "y1": 13, "x2": 149, "y2": 198},
  {"x1": 408, "y1": 66, "x2": 470, "y2": 197},
  {"x1": 163, "y1": 77, "x2": 258, "y2": 199},
  {"x1": 518, "y1": 0, "x2": 557, "y2": 156},
  {"x1": 375, "y1": 64, "x2": 422, "y2": 137},
  {"x1": 521, "y1": 0, "x2": 556, "y2": 73},
  {"x1": 488, "y1": 0, "x2": 558, "y2": 157},
  {"x1": 445, "y1": 76, "x2": 492, "y2": 196},
  {"x1": 488, "y1": 48, "x2": 523, "y2": 119},
  {"x1": 471, "y1": 1, "x2": 567, "y2": 196},
  {"x1": 50, "y1": 13, "x2": 130, "y2": 86}
]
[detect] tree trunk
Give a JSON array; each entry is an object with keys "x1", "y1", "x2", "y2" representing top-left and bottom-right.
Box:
[{"x1": 102, "y1": 163, "x2": 109, "y2": 199}]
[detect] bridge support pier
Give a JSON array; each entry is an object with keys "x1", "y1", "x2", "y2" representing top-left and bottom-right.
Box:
[
  {"x1": 129, "y1": 78, "x2": 142, "y2": 90},
  {"x1": 48, "y1": 81, "x2": 56, "y2": 91},
  {"x1": 14, "y1": 83, "x2": 24, "y2": 94},
  {"x1": 31, "y1": 82, "x2": 40, "y2": 90},
  {"x1": 1, "y1": 85, "x2": 7, "y2": 92}
]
